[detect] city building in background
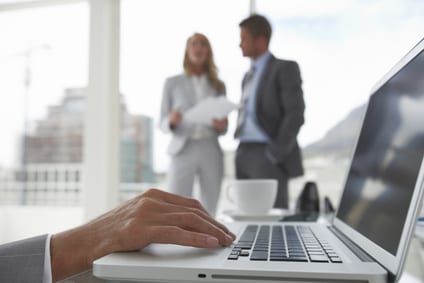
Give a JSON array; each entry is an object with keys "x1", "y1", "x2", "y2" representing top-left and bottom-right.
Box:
[{"x1": 0, "y1": 88, "x2": 155, "y2": 206}]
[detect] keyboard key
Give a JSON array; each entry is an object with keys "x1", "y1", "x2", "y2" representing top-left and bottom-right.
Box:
[
  {"x1": 270, "y1": 257, "x2": 288, "y2": 261},
  {"x1": 272, "y1": 251, "x2": 287, "y2": 254},
  {"x1": 287, "y1": 257, "x2": 308, "y2": 262},
  {"x1": 274, "y1": 254, "x2": 288, "y2": 259},
  {"x1": 307, "y1": 248, "x2": 323, "y2": 252},
  {"x1": 289, "y1": 253, "x2": 307, "y2": 258},
  {"x1": 308, "y1": 251, "x2": 325, "y2": 256},
  {"x1": 235, "y1": 243, "x2": 253, "y2": 249},
  {"x1": 330, "y1": 256, "x2": 343, "y2": 263},
  {"x1": 289, "y1": 252, "x2": 305, "y2": 256},
  {"x1": 270, "y1": 256, "x2": 289, "y2": 261},
  {"x1": 309, "y1": 255, "x2": 329, "y2": 262},
  {"x1": 253, "y1": 247, "x2": 269, "y2": 252},
  {"x1": 250, "y1": 251, "x2": 268, "y2": 261}
]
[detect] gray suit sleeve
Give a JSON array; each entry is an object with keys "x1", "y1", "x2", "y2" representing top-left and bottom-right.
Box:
[
  {"x1": 0, "y1": 234, "x2": 48, "y2": 283},
  {"x1": 270, "y1": 61, "x2": 305, "y2": 162}
]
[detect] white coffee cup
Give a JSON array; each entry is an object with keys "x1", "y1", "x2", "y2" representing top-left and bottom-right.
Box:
[{"x1": 226, "y1": 179, "x2": 278, "y2": 215}]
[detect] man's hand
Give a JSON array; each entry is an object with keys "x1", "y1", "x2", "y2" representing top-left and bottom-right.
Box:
[{"x1": 51, "y1": 189, "x2": 235, "y2": 281}]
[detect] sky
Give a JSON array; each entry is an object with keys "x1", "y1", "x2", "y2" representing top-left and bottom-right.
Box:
[{"x1": 0, "y1": 0, "x2": 423, "y2": 172}]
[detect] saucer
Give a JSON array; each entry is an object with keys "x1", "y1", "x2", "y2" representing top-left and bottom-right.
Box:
[{"x1": 221, "y1": 208, "x2": 287, "y2": 221}]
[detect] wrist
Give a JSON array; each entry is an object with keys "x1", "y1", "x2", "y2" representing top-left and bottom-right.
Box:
[
  {"x1": 80, "y1": 220, "x2": 120, "y2": 264},
  {"x1": 50, "y1": 221, "x2": 118, "y2": 281}
]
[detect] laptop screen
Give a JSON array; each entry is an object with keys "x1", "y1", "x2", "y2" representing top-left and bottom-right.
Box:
[{"x1": 336, "y1": 48, "x2": 424, "y2": 256}]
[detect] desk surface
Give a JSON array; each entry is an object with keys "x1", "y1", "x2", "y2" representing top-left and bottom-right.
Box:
[
  {"x1": 60, "y1": 242, "x2": 424, "y2": 283},
  {"x1": 60, "y1": 219, "x2": 424, "y2": 283}
]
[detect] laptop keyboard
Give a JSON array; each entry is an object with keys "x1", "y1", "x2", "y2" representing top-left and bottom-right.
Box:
[{"x1": 228, "y1": 225, "x2": 342, "y2": 263}]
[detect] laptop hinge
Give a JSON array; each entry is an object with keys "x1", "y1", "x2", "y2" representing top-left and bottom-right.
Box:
[
  {"x1": 328, "y1": 226, "x2": 373, "y2": 262},
  {"x1": 328, "y1": 226, "x2": 396, "y2": 283}
]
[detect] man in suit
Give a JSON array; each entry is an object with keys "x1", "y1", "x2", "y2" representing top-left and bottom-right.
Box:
[
  {"x1": 0, "y1": 189, "x2": 235, "y2": 282},
  {"x1": 235, "y1": 14, "x2": 305, "y2": 208}
]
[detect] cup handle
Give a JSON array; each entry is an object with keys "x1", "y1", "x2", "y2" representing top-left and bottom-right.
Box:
[{"x1": 225, "y1": 184, "x2": 235, "y2": 205}]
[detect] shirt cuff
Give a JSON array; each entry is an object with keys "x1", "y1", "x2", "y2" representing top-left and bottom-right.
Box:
[{"x1": 43, "y1": 234, "x2": 52, "y2": 283}]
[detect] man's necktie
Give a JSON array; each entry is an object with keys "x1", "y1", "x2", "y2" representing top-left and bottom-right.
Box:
[{"x1": 235, "y1": 66, "x2": 256, "y2": 138}]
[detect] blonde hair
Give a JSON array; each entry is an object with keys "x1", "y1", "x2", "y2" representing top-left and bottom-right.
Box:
[{"x1": 183, "y1": 33, "x2": 225, "y2": 93}]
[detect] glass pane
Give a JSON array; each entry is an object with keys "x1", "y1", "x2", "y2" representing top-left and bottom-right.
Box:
[
  {"x1": 0, "y1": 2, "x2": 88, "y2": 241},
  {"x1": 256, "y1": 0, "x2": 424, "y2": 206},
  {"x1": 120, "y1": 0, "x2": 249, "y2": 201}
]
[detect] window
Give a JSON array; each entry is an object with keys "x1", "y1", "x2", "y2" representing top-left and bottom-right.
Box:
[
  {"x1": 0, "y1": 2, "x2": 89, "y2": 206},
  {"x1": 120, "y1": 0, "x2": 249, "y2": 200},
  {"x1": 256, "y1": 0, "x2": 424, "y2": 205}
]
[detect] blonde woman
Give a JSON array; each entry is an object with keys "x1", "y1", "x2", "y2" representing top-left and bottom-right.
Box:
[{"x1": 160, "y1": 33, "x2": 227, "y2": 216}]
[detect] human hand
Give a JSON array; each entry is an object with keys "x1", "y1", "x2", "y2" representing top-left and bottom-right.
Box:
[
  {"x1": 100, "y1": 188, "x2": 236, "y2": 251},
  {"x1": 169, "y1": 111, "x2": 183, "y2": 128},
  {"x1": 51, "y1": 189, "x2": 236, "y2": 281},
  {"x1": 212, "y1": 118, "x2": 228, "y2": 132}
]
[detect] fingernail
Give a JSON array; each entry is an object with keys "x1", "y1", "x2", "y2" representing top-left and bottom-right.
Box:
[{"x1": 206, "y1": 236, "x2": 219, "y2": 247}]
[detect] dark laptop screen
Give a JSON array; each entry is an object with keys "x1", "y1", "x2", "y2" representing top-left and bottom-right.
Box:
[{"x1": 336, "y1": 47, "x2": 424, "y2": 256}]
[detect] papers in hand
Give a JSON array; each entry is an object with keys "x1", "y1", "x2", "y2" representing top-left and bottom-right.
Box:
[{"x1": 183, "y1": 96, "x2": 239, "y2": 125}]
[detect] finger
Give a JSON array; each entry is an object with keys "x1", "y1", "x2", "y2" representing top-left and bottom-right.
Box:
[
  {"x1": 159, "y1": 212, "x2": 233, "y2": 246},
  {"x1": 153, "y1": 198, "x2": 236, "y2": 240},
  {"x1": 151, "y1": 226, "x2": 220, "y2": 248},
  {"x1": 141, "y1": 189, "x2": 236, "y2": 239}
]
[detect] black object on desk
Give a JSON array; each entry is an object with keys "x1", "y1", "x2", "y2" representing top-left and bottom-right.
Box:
[
  {"x1": 324, "y1": 196, "x2": 335, "y2": 214},
  {"x1": 281, "y1": 181, "x2": 320, "y2": 222},
  {"x1": 281, "y1": 211, "x2": 320, "y2": 222}
]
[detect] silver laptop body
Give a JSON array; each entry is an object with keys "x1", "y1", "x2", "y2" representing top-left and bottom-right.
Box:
[{"x1": 94, "y1": 38, "x2": 424, "y2": 283}]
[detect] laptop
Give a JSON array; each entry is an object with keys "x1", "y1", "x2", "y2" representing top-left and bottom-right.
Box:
[{"x1": 93, "y1": 38, "x2": 424, "y2": 283}]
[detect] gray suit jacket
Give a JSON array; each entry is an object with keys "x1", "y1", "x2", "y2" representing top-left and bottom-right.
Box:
[
  {"x1": 250, "y1": 54, "x2": 305, "y2": 177},
  {"x1": 0, "y1": 234, "x2": 47, "y2": 283},
  {"x1": 160, "y1": 74, "x2": 226, "y2": 155}
]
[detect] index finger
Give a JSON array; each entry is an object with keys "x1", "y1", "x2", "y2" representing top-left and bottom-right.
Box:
[
  {"x1": 143, "y1": 189, "x2": 236, "y2": 239},
  {"x1": 152, "y1": 226, "x2": 220, "y2": 248}
]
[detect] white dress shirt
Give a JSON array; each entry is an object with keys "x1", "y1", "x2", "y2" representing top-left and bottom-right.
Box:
[
  {"x1": 190, "y1": 74, "x2": 214, "y2": 140},
  {"x1": 43, "y1": 234, "x2": 52, "y2": 283},
  {"x1": 239, "y1": 51, "x2": 271, "y2": 143}
]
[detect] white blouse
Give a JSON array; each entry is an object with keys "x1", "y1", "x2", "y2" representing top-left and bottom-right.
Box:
[{"x1": 190, "y1": 74, "x2": 215, "y2": 140}]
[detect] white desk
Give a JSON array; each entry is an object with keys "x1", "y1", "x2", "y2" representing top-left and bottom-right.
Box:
[{"x1": 60, "y1": 218, "x2": 424, "y2": 283}]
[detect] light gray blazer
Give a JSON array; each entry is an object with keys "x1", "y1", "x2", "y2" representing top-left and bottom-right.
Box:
[
  {"x1": 0, "y1": 234, "x2": 47, "y2": 283},
  {"x1": 160, "y1": 74, "x2": 226, "y2": 156}
]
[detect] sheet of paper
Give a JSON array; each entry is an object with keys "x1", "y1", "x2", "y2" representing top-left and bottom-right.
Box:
[{"x1": 183, "y1": 96, "x2": 239, "y2": 125}]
